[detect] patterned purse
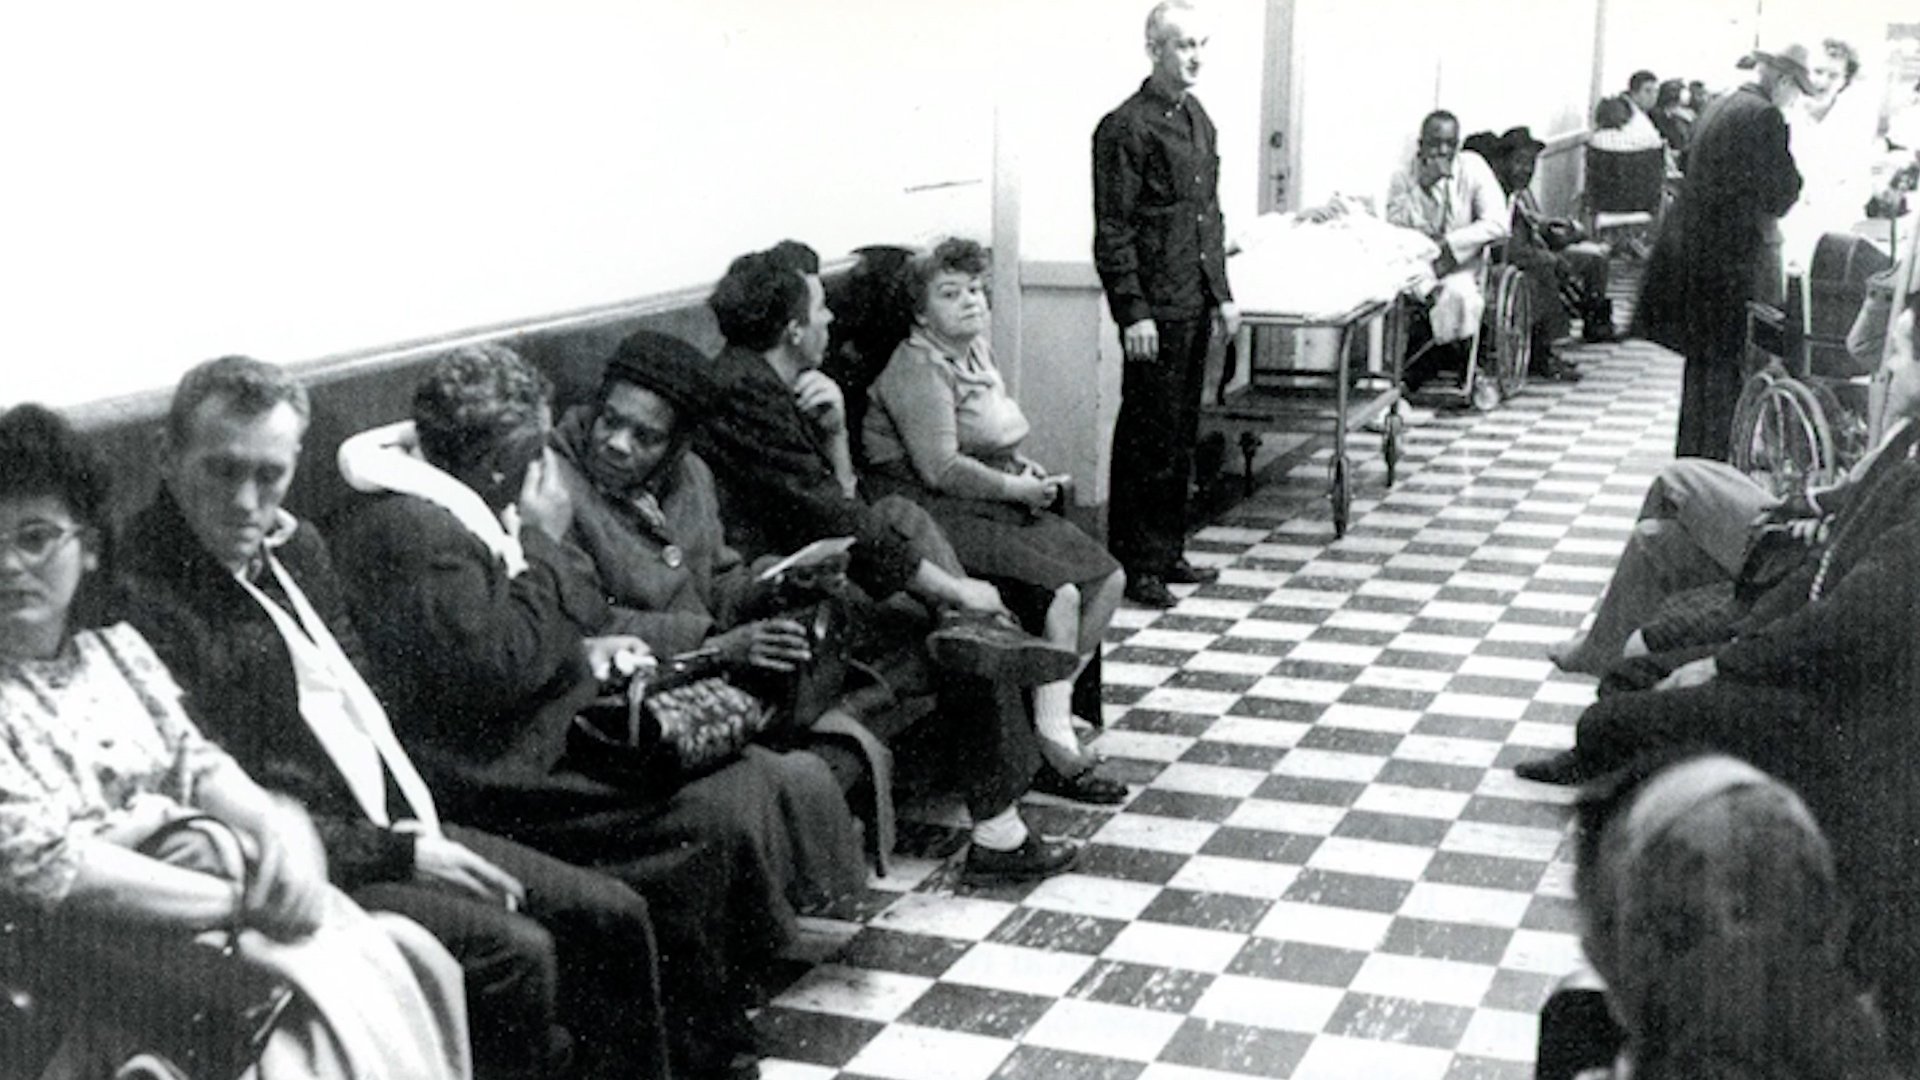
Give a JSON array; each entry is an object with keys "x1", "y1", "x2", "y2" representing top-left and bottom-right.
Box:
[
  {"x1": 572, "y1": 650, "x2": 772, "y2": 782},
  {"x1": 639, "y1": 658, "x2": 773, "y2": 775}
]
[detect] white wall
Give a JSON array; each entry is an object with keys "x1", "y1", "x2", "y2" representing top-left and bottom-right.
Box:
[
  {"x1": 2, "y1": 0, "x2": 995, "y2": 408},
  {"x1": 1291, "y1": 0, "x2": 1600, "y2": 209},
  {"x1": 1010, "y1": 0, "x2": 1270, "y2": 264}
]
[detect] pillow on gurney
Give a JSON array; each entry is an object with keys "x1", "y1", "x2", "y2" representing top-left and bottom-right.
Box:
[{"x1": 1231, "y1": 210, "x2": 1439, "y2": 321}]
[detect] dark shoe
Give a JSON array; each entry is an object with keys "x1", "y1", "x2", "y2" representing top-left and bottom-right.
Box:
[
  {"x1": 1163, "y1": 559, "x2": 1220, "y2": 585},
  {"x1": 1582, "y1": 320, "x2": 1617, "y2": 344},
  {"x1": 926, "y1": 611, "x2": 1078, "y2": 686},
  {"x1": 962, "y1": 832, "x2": 1081, "y2": 885},
  {"x1": 1514, "y1": 749, "x2": 1590, "y2": 786},
  {"x1": 1531, "y1": 354, "x2": 1584, "y2": 383},
  {"x1": 1124, "y1": 574, "x2": 1177, "y2": 608},
  {"x1": 1032, "y1": 762, "x2": 1129, "y2": 805}
]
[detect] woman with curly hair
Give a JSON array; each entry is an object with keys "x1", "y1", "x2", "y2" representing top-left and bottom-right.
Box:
[{"x1": 862, "y1": 237, "x2": 1128, "y2": 805}]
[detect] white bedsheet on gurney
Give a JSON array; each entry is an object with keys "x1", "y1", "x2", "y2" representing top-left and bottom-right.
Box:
[{"x1": 1231, "y1": 212, "x2": 1439, "y2": 321}]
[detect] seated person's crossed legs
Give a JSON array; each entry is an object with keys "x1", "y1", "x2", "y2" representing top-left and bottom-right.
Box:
[{"x1": 694, "y1": 241, "x2": 1087, "y2": 884}]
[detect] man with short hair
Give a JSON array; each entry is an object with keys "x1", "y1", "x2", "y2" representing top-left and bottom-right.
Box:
[
  {"x1": 119, "y1": 355, "x2": 669, "y2": 1080},
  {"x1": 1626, "y1": 70, "x2": 1662, "y2": 137},
  {"x1": 1635, "y1": 44, "x2": 1805, "y2": 459},
  {"x1": 1386, "y1": 109, "x2": 1510, "y2": 398},
  {"x1": 1092, "y1": 0, "x2": 1238, "y2": 609},
  {"x1": 1591, "y1": 73, "x2": 1668, "y2": 153},
  {"x1": 694, "y1": 241, "x2": 1087, "y2": 883}
]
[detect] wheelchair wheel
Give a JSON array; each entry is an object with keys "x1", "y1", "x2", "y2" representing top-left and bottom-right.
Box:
[
  {"x1": 1727, "y1": 367, "x2": 1781, "y2": 473},
  {"x1": 1492, "y1": 269, "x2": 1532, "y2": 400},
  {"x1": 1744, "y1": 377, "x2": 1837, "y2": 497},
  {"x1": 1807, "y1": 378, "x2": 1870, "y2": 472}
]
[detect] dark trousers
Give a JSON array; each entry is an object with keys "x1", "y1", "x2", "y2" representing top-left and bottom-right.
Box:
[
  {"x1": 1572, "y1": 679, "x2": 1828, "y2": 783},
  {"x1": 353, "y1": 824, "x2": 668, "y2": 1080},
  {"x1": 858, "y1": 493, "x2": 1043, "y2": 816},
  {"x1": 1109, "y1": 316, "x2": 1212, "y2": 576},
  {"x1": 1677, "y1": 352, "x2": 1745, "y2": 461}
]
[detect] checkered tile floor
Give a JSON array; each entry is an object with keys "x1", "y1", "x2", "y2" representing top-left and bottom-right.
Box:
[{"x1": 752, "y1": 313, "x2": 1677, "y2": 1080}]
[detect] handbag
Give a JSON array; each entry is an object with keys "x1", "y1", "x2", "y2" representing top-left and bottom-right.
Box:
[
  {"x1": 0, "y1": 815, "x2": 297, "y2": 1080},
  {"x1": 571, "y1": 651, "x2": 772, "y2": 783}
]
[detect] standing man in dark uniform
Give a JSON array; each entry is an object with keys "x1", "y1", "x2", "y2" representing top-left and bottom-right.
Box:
[
  {"x1": 1635, "y1": 44, "x2": 1805, "y2": 460},
  {"x1": 1093, "y1": 0, "x2": 1239, "y2": 609}
]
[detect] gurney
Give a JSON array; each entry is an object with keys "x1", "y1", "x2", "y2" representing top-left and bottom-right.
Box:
[{"x1": 1206, "y1": 212, "x2": 1437, "y2": 536}]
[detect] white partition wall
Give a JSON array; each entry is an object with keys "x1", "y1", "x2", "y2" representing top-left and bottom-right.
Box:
[{"x1": 3, "y1": 0, "x2": 998, "y2": 407}]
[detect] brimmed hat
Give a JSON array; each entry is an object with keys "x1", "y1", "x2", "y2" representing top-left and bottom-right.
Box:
[
  {"x1": 1462, "y1": 130, "x2": 1504, "y2": 162},
  {"x1": 604, "y1": 330, "x2": 715, "y2": 418},
  {"x1": 1737, "y1": 43, "x2": 1814, "y2": 94},
  {"x1": 1500, "y1": 126, "x2": 1547, "y2": 154}
]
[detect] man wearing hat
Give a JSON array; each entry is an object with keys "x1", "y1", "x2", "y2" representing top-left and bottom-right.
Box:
[
  {"x1": 547, "y1": 329, "x2": 808, "y2": 665},
  {"x1": 1635, "y1": 43, "x2": 1805, "y2": 460},
  {"x1": 1496, "y1": 124, "x2": 1614, "y2": 374}
]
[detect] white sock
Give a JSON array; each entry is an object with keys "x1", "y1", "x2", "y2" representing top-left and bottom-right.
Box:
[
  {"x1": 1033, "y1": 679, "x2": 1076, "y2": 751},
  {"x1": 971, "y1": 806, "x2": 1029, "y2": 852}
]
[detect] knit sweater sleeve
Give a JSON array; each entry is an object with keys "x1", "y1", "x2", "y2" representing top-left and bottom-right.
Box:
[{"x1": 870, "y1": 347, "x2": 1021, "y2": 502}]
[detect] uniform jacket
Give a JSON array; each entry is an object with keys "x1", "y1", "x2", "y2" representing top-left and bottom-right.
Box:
[{"x1": 1093, "y1": 77, "x2": 1234, "y2": 326}]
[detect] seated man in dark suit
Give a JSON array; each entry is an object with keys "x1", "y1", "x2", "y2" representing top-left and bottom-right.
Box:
[
  {"x1": 117, "y1": 355, "x2": 667, "y2": 1080},
  {"x1": 1514, "y1": 293, "x2": 1920, "y2": 1063},
  {"x1": 1495, "y1": 126, "x2": 1615, "y2": 368},
  {"x1": 693, "y1": 240, "x2": 1090, "y2": 882}
]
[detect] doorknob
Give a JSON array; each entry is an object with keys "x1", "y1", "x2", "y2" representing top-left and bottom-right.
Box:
[{"x1": 1268, "y1": 130, "x2": 1285, "y2": 150}]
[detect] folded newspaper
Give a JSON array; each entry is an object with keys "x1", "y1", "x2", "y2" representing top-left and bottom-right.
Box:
[{"x1": 756, "y1": 536, "x2": 856, "y2": 581}]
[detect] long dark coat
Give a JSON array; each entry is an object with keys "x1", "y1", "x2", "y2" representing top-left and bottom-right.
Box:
[{"x1": 1634, "y1": 83, "x2": 1801, "y2": 459}]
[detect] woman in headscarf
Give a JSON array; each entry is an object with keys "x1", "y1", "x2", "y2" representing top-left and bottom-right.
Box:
[
  {"x1": 0, "y1": 404, "x2": 469, "y2": 1080},
  {"x1": 331, "y1": 343, "x2": 863, "y2": 1080}
]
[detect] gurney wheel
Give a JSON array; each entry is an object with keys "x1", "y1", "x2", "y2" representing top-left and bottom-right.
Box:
[{"x1": 1329, "y1": 455, "x2": 1351, "y2": 537}]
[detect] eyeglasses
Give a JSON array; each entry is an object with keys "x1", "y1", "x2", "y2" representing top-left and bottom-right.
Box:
[{"x1": 0, "y1": 524, "x2": 82, "y2": 567}]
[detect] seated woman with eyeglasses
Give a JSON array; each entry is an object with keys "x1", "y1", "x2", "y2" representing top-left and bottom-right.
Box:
[{"x1": 0, "y1": 404, "x2": 469, "y2": 1080}]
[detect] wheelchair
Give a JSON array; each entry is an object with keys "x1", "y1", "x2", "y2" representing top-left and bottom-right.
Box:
[
  {"x1": 1729, "y1": 232, "x2": 1893, "y2": 496},
  {"x1": 1398, "y1": 241, "x2": 1531, "y2": 412},
  {"x1": 1582, "y1": 144, "x2": 1668, "y2": 259}
]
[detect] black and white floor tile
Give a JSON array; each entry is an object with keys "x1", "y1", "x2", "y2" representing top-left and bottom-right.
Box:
[{"x1": 753, "y1": 308, "x2": 1677, "y2": 1080}]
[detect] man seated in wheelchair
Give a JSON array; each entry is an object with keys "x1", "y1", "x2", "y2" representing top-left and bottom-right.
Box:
[{"x1": 1385, "y1": 110, "x2": 1510, "y2": 392}]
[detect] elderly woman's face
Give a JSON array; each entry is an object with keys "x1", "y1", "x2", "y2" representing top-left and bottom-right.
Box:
[
  {"x1": 0, "y1": 494, "x2": 94, "y2": 658},
  {"x1": 918, "y1": 270, "x2": 988, "y2": 343},
  {"x1": 589, "y1": 382, "x2": 678, "y2": 490}
]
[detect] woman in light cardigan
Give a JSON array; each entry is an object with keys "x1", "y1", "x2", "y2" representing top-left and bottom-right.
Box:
[{"x1": 862, "y1": 238, "x2": 1127, "y2": 805}]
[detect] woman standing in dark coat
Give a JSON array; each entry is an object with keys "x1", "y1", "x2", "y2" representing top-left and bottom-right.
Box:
[{"x1": 1635, "y1": 47, "x2": 1805, "y2": 460}]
